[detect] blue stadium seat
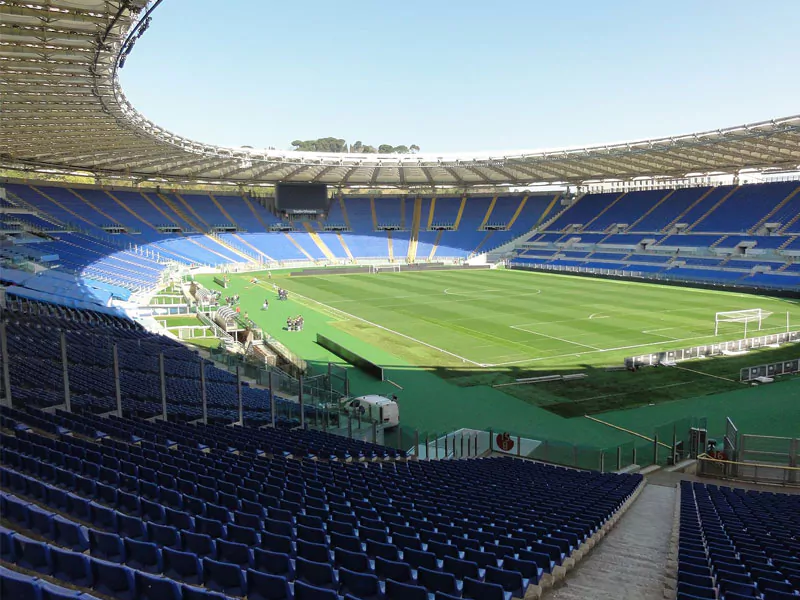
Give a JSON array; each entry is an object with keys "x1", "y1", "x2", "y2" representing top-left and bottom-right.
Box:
[
  {"x1": 0, "y1": 526, "x2": 16, "y2": 562},
  {"x1": 182, "y1": 584, "x2": 231, "y2": 600},
  {"x1": 147, "y1": 523, "x2": 181, "y2": 550},
  {"x1": 53, "y1": 516, "x2": 89, "y2": 552},
  {"x1": 163, "y1": 547, "x2": 203, "y2": 585},
  {"x1": 124, "y1": 538, "x2": 162, "y2": 574},
  {"x1": 89, "y1": 529, "x2": 125, "y2": 563},
  {"x1": 253, "y1": 548, "x2": 294, "y2": 578},
  {"x1": 246, "y1": 569, "x2": 293, "y2": 600},
  {"x1": 334, "y1": 548, "x2": 372, "y2": 574},
  {"x1": 134, "y1": 571, "x2": 182, "y2": 600},
  {"x1": 443, "y1": 556, "x2": 480, "y2": 581},
  {"x1": 39, "y1": 580, "x2": 84, "y2": 600},
  {"x1": 338, "y1": 568, "x2": 383, "y2": 600},
  {"x1": 296, "y1": 556, "x2": 338, "y2": 590},
  {"x1": 182, "y1": 532, "x2": 216, "y2": 560},
  {"x1": 117, "y1": 514, "x2": 147, "y2": 541},
  {"x1": 217, "y1": 539, "x2": 252, "y2": 568},
  {"x1": 203, "y1": 557, "x2": 247, "y2": 596},
  {"x1": 0, "y1": 565, "x2": 42, "y2": 600},
  {"x1": 385, "y1": 578, "x2": 428, "y2": 600},
  {"x1": 463, "y1": 576, "x2": 506, "y2": 600},
  {"x1": 90, "y1": 558, "x2": 137, "y2": 600},
  {"x1": 418, "y1": 567, "x2": 459, "y2": 596},
  {"x1": 51, "y1": 547, "x2": 93, "y2": 587},
  {"x1": 485, "y1": 566, "x2": 525, "y2": 597},
  {"x1": 375, "y1": 557, "x2": 414, "y2": 584},
  {"x1": 13, "y1": 534, "x2": 52, "y2": 573},
  {"x1": 28, "y1": 504, "x2": 56, "y2": 538},
  {"x1": 294, "y1": 580, "x2": 339, "y2": 600}
]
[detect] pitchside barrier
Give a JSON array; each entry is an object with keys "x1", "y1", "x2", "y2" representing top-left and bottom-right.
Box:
[
  {"x1": 740, "y1": 358, "x2": 800, "y2": 381},
  {"x1": 625, "y1": 330, "x2": 800, "y2": 368},
  {"x1": 408, "y1": 416, "x2": 707, "y2": 472},
  {"x1": 316, "y1": 334, "x2": 384, "y2": 380}
]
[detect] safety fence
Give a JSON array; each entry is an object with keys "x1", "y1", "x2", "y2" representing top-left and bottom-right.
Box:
[
  {"x1": 406, "y1": 416, "x2": 708, "y2": 472},
  {"x1": 740, "y1": 357, "x2": 800, "y2": 381},
  {"x1": 626, "y1": 330, "x2": 800, "y2": 368}
]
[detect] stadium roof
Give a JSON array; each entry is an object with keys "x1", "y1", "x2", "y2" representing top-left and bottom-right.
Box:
[{"x1": 2, "y1": 1, "x2": 800, "y2": 189}]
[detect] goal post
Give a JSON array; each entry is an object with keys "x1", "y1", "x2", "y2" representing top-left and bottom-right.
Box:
[
  {"x1": 370, "y1": 264, "x2": 402, "y2": 274},
  {"x1": 714, "y1": 308, "x2": 772, "y2": 336}
]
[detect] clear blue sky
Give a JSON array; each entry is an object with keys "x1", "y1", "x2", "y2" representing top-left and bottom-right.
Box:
[{"x1": 121, "y1": 0, "x2": 800, "y2": 154}]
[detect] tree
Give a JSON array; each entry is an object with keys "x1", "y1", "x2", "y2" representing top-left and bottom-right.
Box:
[
  {"x1": 362, "y1": 145, "x2": 377, "y2": 153},
  {"x1": 410, "y1": 144, "x2": 420, "y2": 153},
  {"x1": 351, "y1": 141, "x2": 363, "y2": 153},
  {"x1": 393, "y1": 145, "x2": 410, "y2": 154},
  {"x1": 378, "y1": 144, "x2": 394, "y2": 154}
]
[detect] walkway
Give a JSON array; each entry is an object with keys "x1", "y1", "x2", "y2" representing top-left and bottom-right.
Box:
[{"x1": 548, "y1": 483, "x2": 675, "y2": 600}]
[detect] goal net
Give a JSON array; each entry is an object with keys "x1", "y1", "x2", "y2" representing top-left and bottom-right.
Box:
[
  {"x1": 715, "y1": 308, "x2": 772, "y2": 336},
  {"x1": 370, "y1": 265, "x2": 402, "y2": 274}
]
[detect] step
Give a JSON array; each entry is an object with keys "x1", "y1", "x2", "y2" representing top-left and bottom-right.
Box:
[{"x1": 547, "y1": 484, "x2": 675, "y2": 600}]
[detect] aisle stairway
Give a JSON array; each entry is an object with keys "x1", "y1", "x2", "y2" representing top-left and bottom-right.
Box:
[{"x1": 548, "y1": 484, "x2": 675, "y2": 600}]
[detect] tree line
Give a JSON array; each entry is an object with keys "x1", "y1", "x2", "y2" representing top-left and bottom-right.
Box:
[{"x1": 290, "y1": 137, "x2": 420, "y2": 154}]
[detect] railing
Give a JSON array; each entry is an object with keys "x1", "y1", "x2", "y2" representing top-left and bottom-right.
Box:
[{"x1": 697, "y1": 452, "x2": 800, "y2": 487}]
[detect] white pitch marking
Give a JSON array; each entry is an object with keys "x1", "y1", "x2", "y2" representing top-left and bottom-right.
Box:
[
  {"x1": 488, "y1": 324, "x2": 793, "y2": 367},
  {"x1": 443, "y1": 288, "x2": 503, "y2": 296},
  {"x1": 510, "y1": 325, "x2": 603, "y2": 351},
  {"x1": 588, "y1": 313, "x2": 609, "y2": 320},
  {"x1": 273, "y1": 285, "x2": 485, "y2": 367}
]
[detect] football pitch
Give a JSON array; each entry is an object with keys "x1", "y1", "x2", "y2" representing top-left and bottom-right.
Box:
[
  {"x1": 278, "y1": 268, "x2": 799, "y2": 370},
  {"x1": 194, "y1": 268, "x2": 800, "y2": 425}
]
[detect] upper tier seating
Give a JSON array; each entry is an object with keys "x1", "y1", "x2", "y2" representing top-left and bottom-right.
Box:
[
  {"x1": 678, "y1": 481, "x2": 800, "y2": 600},
  {"x1": 0, "y1": 404, "x2": 642, "y2": 600}
]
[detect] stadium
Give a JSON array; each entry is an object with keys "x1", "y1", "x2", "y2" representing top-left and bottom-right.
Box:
[{"x1": 1, "y1": 1, "x2": 800, "y2": 600}]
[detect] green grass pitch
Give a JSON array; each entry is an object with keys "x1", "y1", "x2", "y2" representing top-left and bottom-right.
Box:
[{"x1": 193, "y1": 268, "x2": 800, "y2": 442}]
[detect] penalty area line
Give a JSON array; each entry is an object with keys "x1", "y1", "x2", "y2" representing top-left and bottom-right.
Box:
[
  {"x1": 509, "y1": 325, "x2": 602, "y2": 351},
  {"x1": 274, "y1": 285, "x2": 485, "y2": 368}
]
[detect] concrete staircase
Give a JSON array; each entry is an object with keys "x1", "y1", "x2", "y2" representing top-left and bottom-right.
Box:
[{"x1": 548, "y1": 483, "x2": 675, "y2": 600}]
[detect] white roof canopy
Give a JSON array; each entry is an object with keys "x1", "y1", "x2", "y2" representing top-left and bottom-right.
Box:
[{"x1": 2, "y1": 1, "x2": 799, "y2": 188}]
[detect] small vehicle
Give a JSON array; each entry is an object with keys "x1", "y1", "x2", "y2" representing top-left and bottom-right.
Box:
[{"x1": 347, "y1": 395, "x2": 399, "y2": 429}]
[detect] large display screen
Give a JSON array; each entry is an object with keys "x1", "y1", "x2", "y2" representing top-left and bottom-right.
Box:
[{"x1": 275, "y1": 183, "x2": 329, "y2": 212}]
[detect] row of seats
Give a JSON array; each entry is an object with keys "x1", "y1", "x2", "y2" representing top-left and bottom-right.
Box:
[{"x1": 677, "y1": 481, "x2": 800, "y2": 600}]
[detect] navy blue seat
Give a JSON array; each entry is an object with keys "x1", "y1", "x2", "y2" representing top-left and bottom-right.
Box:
[
  {"x1": 147, "y1": 523, "x2": 181, "y2": 550},
  {"x1": 89, "y1": 502, "x2": 117, "y2": 531},
  {"x1": 443, "y1": 556, "x2": 480, "y2": 581},
  {"x1": 247, "y1": 569, "x2": 293, "y2": 600},
  {"x1": 124, "y1": 538, "x2": 162, "y2": 574},
  {"x1": 502, "y1": 556, "x2": 540, "y2": 584},
  {"x1": 676, "y1": 582, "x2": 716, "y2": 599},
  {"x1": 28, "y1": 504, "x2": 56, "y2": 538},
  {"x1": 375, "y1": 557, "x2": 414, "y2": 584},
  {"x1": 404, "y1": 548, "x2": 438, "y2": 572},
  {"x1": 330, "y1": 532, "x2": 362, "y2": 554},
  {"x1": 163, "y1": 547, "x2": 203, "y2": 585},
  {"x1": 485, "y1": 566, "x2": 525, "y2": 597},
  {"x1": 0, "y1": 565, "x2": 41, "y2": 600},
  {"x1": 418, "y1": 567, "x2": 459, "y2": 596},
  {"x1": 385, "y1": 578, "x2": 428, "y2": 600},
  {"x1": 182, "y1": 584, "x2": 232, "y2": 600},
  {"x1": 14, "y1": 534, "x2": 52, "y2": 573},
  {"x1": 1, "y1": 526, "x2": 16, "y2": 562},
  {"x1": 227, "y1": 523, "x2": 259, "y2": 546},
  {"x1": 91, "y1": 557, "x2": 137, "y2": 600},
  {"x1": 166, "y1": 508, "x2": 194, "y2": 531},
  {"x1": 463, "y1": 577, "x2": 505, "y2": 600},
  {"x1": 465, "y1": 548, "x2": 497, "y2": 570},
  {"x1": 428, "y1": 541, "x2": 459, "y2": 560},
  {"x1": 51, "y1": 547, "x2": 93, "y2": 587},
  {"x1": 39, "y1": 580, "x2": 83, "y2": 600},
  {"x1": 89, "y1": 529, "x2": 125, "y2": 563},
  {"x1": 296, "y1": 556, "x2": 338, "y2": 590},
  {"x1": 117, "y1": 514, "x2": 147, "y2": 541},
  {"x1": 52, "y1": 516, "x2": 88, "y2": 553},
  {"x1": 339, "y1": 568, "x2": 383, "y2": 600},
  {"x1": 217, "y1": 539, "x2": 252, "y2": 569},
  {"x1": 262, "y1": 532, "x2": 294, "y2": 556},
  {"x1": 4, "y1": 495, "x2": 30, "y2": 527},
  {"x1": 253, "y1": 548, "x2": 294, "y2": 578},
  {"x1": 367, "y1": 540, "x2": 400, "y2": 561},
  {"x1": 195, "y1": 516, "x2": 226, "y2": 539},
  {"x1": 297, "y1": 524, "x2": 327, "y2": 545},
  {"x1": 297, "y1": 540, "x2": 330, "y2": 564},
  {"x1": 135, "y1": 571, "x2": 182, "y2": 600},
  {"x1": 203, "y1": 557, "x2": 247, "y2": 596},
  {"x1": 182, "y1": 532, "x2": 216, "y2": 560},
  {"x1": 294, "y1": 580, "x2": 338, "y2": 600},
  {"x1": 141, "y1": 498, "x2": 167, "y2": 524}
]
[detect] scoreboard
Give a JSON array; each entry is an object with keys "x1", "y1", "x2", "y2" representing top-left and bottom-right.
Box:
[{"x1": 275, "y1": 183, "x2": 329, "y2": 214}]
